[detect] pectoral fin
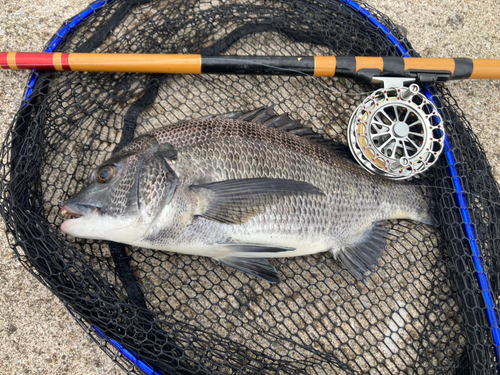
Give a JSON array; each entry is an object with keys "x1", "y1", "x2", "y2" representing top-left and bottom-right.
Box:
[
  {"x1": 219, "y1": 242, "x2": 295, "y2": 254},
  {"x1": 190, "y1": 178, "x2": 323, "y2": 224}
]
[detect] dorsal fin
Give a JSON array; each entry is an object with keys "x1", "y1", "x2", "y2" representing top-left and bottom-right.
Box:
[{"x1": 215, "y1": 107, "x2": 355, "y2": 160}]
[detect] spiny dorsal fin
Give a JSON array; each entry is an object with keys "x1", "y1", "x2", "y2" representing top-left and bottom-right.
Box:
[{"x1": 216, "y1": 107, "x2": 355, "y2": 159}]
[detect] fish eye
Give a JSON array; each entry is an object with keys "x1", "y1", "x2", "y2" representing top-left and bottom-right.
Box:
[{"x1": 96, "y1": 165, "x2": 115, "y2": 183}]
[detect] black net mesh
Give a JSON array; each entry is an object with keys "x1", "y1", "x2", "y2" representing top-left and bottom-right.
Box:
[{"x1": 1, "y1": 0, "x2": 499, "y2": 374}]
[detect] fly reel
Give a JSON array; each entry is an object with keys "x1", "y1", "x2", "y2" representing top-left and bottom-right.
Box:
[{"x1": 348, "y1": 84, "x2": 445, "y2": 179}]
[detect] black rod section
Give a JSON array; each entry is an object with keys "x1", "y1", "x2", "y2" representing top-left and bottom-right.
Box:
[{"x1": 202, "y1": 56, "x2": 315, "y2": 75}]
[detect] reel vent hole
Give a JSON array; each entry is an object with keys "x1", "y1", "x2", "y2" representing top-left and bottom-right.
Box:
[
  {"x1": 430, "y1": 116, "x2": 442, "y2": 127},
  {"x1": 431, "y1": 142, "x2": 443, "y2": 152},
  {"x1": 412, "y1": 95, "x2": 424, "y2": 105},
  {"x1": 422, "y1": 103, "x2": 434, "y2": 115},
  {"x1": 432, "y1": 128, "x2": 444, "y2": 139}
]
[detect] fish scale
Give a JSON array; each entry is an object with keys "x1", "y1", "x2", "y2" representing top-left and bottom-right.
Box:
[{"x1": 61, "y1": 108, "x2": 433, "y2": 282}]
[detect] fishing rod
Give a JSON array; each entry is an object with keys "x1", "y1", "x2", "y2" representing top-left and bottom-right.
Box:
[
  {"x1": 1, "y1": 52, "x2": 500, "y2": 83},
  {"x1": 3, "y1": 51, "x2": 498, "y2": 179}
]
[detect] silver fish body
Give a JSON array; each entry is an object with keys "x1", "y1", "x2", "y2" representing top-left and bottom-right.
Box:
[{"x1": 61, "y1": 108, "x2": 432, "y2": 282}]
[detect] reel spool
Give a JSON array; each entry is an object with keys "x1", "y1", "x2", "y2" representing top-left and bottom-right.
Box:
[{"x1": 348, "y1": 84, "x2": 445, "y2": 179}]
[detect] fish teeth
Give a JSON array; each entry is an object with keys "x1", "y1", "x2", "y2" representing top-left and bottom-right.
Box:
[{"x1": 60, "y1": 208, "x2": 82, "y2": 219}]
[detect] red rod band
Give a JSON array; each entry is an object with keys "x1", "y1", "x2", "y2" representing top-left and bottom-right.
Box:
[
  {"x1": 61, "y1": 53, "x2": 70, "y2": 71},
  {"x1": 15, "y1": 52, "x2": 55, "y2": 70},
  {"x1": 0, "y1": 52, "x2": 9, "y2": 70}
]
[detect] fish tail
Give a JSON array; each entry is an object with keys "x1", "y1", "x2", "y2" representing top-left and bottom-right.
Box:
[{"x1": 405, "y1": 184, "x2": 435, "y2": 225}]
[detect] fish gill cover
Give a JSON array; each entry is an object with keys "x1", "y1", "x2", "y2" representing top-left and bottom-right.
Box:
[{"x1": 0, "y1": 0, "x2": 499, "y2": 374}]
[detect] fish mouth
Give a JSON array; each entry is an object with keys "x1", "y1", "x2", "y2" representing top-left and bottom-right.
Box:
[
  {"x1": 60, "y1": 203, "x2": 99, "y2": 236},
  {"x1": 60, "y1": 203, "x2": 98, "y2": 220}
]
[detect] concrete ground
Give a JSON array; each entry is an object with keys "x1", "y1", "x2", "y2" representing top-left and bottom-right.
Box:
[{"x1": 0, "y1": 0, "x2": 499, "y2": 374}]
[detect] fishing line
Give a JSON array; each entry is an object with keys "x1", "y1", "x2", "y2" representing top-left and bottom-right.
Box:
[{"x1": 201, "y1": 57, "x2": 377, "y2": 97}]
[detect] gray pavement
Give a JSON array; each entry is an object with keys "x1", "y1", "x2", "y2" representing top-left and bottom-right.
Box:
[{"x1": 0, "y1": 0, "x2": 499, "y2": 374}]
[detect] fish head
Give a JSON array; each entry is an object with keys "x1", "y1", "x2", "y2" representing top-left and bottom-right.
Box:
[{"x1": 60, "y1": 136, "x2": 178, "y2": 243}]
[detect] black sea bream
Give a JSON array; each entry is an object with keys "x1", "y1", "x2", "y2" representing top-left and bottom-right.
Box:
[{"x1": 61, "y1": 108, "x2": 432, "y2": 283}]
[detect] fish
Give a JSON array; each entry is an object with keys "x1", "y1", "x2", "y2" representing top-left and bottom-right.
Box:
[{"x1": 60, "y1": 107, "x2": 433, "y2": 283}]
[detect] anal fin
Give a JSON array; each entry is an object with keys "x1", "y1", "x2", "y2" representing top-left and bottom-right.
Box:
[
  {"x1": 335, "y1": 221, "x2": 389, "y2": 280},
  {"x1": 215, "y1": 256, "x2": 281, "y2": 283}
]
